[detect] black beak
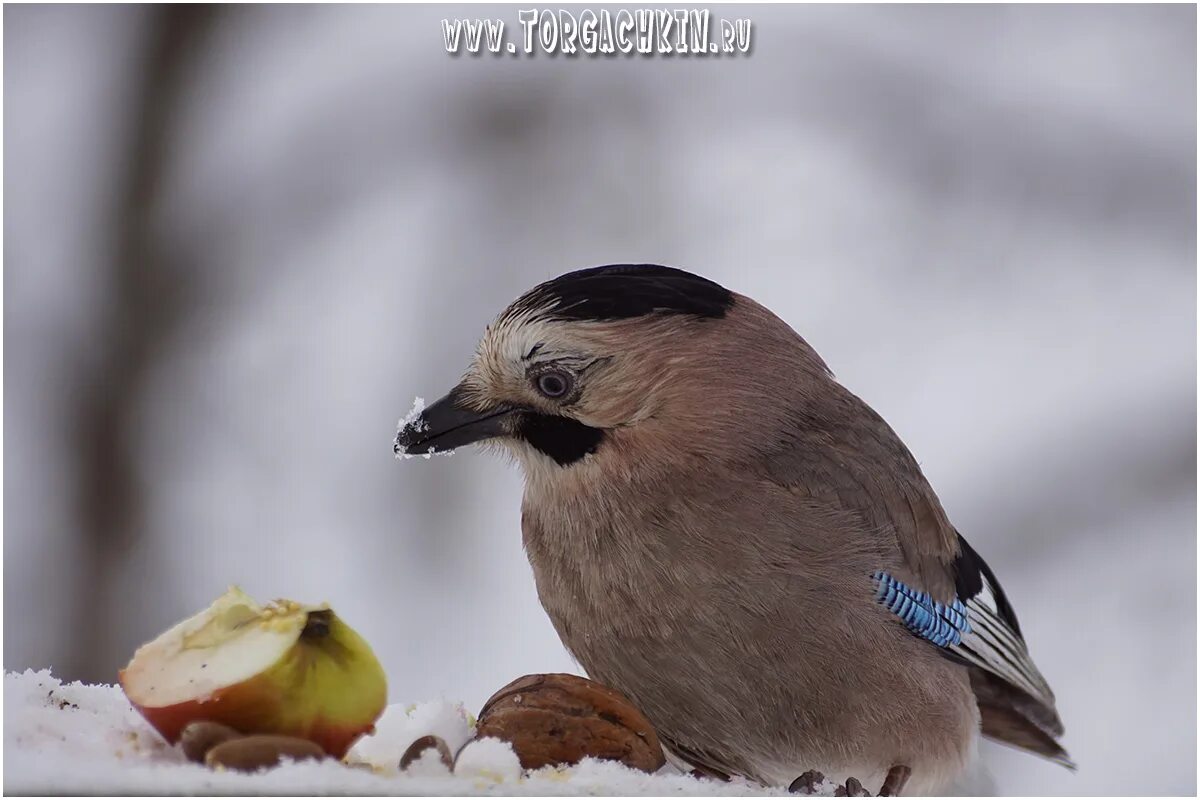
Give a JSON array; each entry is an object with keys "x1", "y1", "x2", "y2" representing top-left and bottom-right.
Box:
[{"x1": 395, "y1": 385, "x2": 515, "y2": 456}]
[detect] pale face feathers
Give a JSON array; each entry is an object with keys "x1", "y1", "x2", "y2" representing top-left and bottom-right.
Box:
[
  {"x1": 446, "y1": 286, "x2": 836, "y2": 476},
  {"x1": 395, "y1": 264, "x2": 834, "y2": 475}
]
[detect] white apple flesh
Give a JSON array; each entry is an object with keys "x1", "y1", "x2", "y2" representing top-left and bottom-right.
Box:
[{"x1": 119, "y1": 587, "x2": 387, "y2": 759}]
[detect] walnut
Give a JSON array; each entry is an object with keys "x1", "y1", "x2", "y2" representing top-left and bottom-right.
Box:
[{"x1": 475, "y1": 673, "x2": 665, "y2": 773}]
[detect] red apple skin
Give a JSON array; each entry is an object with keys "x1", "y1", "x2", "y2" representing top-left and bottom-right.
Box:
[
  {"x1": 119, "y1": 607, "x2": 387, "y2": 760},
  {"x1": 120, "y1": 673, "x2": 378, "y2": 759}
]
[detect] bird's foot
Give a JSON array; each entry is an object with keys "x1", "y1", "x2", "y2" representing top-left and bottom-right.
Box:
[
  {"x1": 788, "y1": 771, "x2": 870, "y2": 796},
  {"x1": 834, "y1": 777, "x2": 871, "y2": 796},
  {"x1": 789, "y1": 764, "x2": 910, "y2": 796},
  {"x1": 788, "y1": 770, "x2": 826, "y2": 794},
  {"x1": 877, "y1": 765, "x2": 911, "y2": 797}
]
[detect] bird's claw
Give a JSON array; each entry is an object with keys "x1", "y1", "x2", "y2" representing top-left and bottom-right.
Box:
[
  {"x1": 788, "y1": 770, "x2": 826, "y2": 794},
  {"x1": 789, "y1": 771, "x2": 871, "y2": 796},
  {"x1": 877, "y1": 765, "x2": 911, "y2": 797},
  {"x1": 790, "y1": 764, "x2": 911, "y2": 796},
  {"x1": 834, "y1": 777, "x2": 871, "y2": 796}
]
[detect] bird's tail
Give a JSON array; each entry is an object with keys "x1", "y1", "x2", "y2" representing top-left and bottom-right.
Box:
[{"x1": 971, "y1": 669, "x2": 1075, "y2": 769}]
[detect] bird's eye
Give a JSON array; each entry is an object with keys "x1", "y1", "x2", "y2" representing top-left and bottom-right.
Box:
[{"x1": 535, "y1": 370, "x2": 572, "y2": 399}]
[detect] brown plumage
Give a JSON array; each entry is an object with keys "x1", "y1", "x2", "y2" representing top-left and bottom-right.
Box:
[{"x1": 396, "y1": 265, "x2": 1070, "y2": 793}]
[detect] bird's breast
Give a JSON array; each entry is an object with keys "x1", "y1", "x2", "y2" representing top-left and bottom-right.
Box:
[
  {"x1": 517, "y1": 472, "x2": 978, "y2": 790},
  {"x1": 521, "y1": 489, "x2": 682, "y2": 641}
]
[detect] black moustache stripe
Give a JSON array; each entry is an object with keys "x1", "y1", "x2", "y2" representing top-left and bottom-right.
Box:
[{"x1": 515, "y1": 412, "x2": 605, "y2": 466}]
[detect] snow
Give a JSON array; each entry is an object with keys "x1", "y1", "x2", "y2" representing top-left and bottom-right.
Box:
[
  {"x1": 394, "y1": 395, "x2": 457, "y2": 459},
  {"x1": 4, "y1": 669, "x2": 799, "y2": 795},
  {"x1": 394, "y1": 395, "x2": 430, "y2": 460},
  {"x1": 398, "y1": 396, "x2": 427, "y2": 433},
  {"x1": 452, "y1": 737, "x2": 524, "y2": 785}
]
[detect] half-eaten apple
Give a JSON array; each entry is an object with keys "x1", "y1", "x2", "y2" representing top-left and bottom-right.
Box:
[{"x1": 119, "y1": 586, "x2": 387, "y2": 759}]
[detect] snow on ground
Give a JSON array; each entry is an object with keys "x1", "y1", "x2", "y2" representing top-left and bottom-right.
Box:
[{"x1": 4, "y1": 669, "x2": 798, "y2": 796}]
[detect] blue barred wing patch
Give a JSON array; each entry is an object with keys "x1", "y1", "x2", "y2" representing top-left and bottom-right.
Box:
[{"x1": 872, "y1": 571, "x2": 971, "y2": 647}]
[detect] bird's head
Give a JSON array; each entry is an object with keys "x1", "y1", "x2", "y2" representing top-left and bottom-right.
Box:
[{"x1": 395, "y1": 264, "x2": 828, "y2": 476}]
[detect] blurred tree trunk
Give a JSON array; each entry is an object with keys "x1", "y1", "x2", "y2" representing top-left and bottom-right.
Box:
[{"x1": 68, "y1": 5, "x2": 220, "y2": 682}]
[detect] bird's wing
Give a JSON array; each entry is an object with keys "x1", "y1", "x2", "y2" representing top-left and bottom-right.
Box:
[
  {"x1": 871, "y1": 534, "x2": 1066, "y2": 744},
  {"x1": 761, "y1": 389, "x2": 1069, "y2": 764},
  {"x1": 762, "y1": 397, "x2": 961, "y2": 601},
  {"x1": 946, "y1": 534, "x2": 1059, "y2": 722}
]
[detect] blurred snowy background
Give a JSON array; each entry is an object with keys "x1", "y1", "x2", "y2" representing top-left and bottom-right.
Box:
[{"x1": 4, "y1": 4, "x2": 1195, "y2": 794}]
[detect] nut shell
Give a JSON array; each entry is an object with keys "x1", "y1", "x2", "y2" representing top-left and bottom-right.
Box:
[
  {"x1": 475, "y1": 673, "x2": 665, "y2": 773},
  {"x1": 204, "y1": 734, "x2": 325, "y2": 772},
  {"x1": 399, "y1": 734, "x2": 454, "y2": 772},
  {"x1": 179, "y1": 720, "x2": 240, "y2": 763}
]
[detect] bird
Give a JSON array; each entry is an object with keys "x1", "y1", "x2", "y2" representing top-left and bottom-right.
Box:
[{"x1": 395, "y1": 264, "x2": 1070, "y2": 795}]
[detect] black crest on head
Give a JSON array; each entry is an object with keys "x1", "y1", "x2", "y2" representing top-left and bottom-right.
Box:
[{"x1": 507, "y1": 264, "x2": 734, "y2": 323}]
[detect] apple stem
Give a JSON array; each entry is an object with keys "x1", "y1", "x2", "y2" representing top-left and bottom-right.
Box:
[{"x1": 302, "y1": 610, "x2": 332, "y2": 639}]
